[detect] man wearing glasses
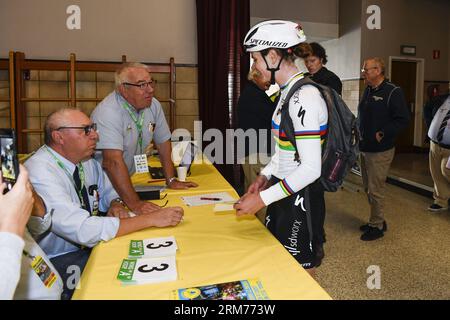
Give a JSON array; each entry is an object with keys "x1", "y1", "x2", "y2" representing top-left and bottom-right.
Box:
[
  {"x1": 357, "y1": 57, "x2": 410, "y2": 241},
  {"x1": 91, "y1": 63, "x2": 197, "y2": 216},
  {"x1": 24, "y1": 108, "x2": 184, "y2": 299}
]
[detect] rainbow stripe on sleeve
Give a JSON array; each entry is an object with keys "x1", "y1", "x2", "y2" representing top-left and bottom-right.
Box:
[
  {"x1": 278, "y1": 179, "x2": 296, "y2": 196},
  {"x1": 272, "y1": 121, "x2": 328, "y2": 151}
]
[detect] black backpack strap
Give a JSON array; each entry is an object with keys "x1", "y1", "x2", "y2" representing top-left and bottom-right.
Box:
[
  {"x1": 280, "y1": 77, "x2": 329, "y2": 162},
  {"x1": 280, "y1": 78, "x2": 310, "y2": 162}
]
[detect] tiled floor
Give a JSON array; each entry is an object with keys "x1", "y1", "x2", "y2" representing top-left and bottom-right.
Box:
[
  {"x1": 389, "y1": 152, "x2": 433, "y2": 188},
  {"x1": 315, "y1": 173, "x2": 450, "y2": 299}
]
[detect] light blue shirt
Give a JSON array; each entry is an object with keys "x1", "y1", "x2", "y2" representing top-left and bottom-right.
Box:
[
  {"x1": 24, "y1": 146, "x2": 120, "y2": 258},
  {"x1": 91, "y1": 91, "x2": 172, "y2": 175}
]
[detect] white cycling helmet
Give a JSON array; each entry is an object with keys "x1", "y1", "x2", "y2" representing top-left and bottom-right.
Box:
[{"x1": 243, "y1": 20, "x2": 306, "y2": 52}]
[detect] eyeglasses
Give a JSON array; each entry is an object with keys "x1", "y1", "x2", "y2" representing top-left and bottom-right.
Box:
[
  {"x1": 123, "y1": 80, "x2": 156, "y2": 90},
  {"x1": 56, "y1": 123, "x2": 97, "y2": 135},
  {"x1": 361, "y1": 67, "x2": 378, "y2": 73}
]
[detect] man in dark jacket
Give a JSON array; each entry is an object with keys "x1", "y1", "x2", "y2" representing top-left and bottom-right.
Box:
[
  {"x1": 237, "y1": 68, "x2": 277, "y2": 223},
  {"x1": 357, "y1": 57, "x2": 410, "y2": 241}
]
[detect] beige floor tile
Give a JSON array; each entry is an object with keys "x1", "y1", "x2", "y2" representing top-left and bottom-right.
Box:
[
  {"x1": 390, "y1": 153, "x2": 433, "y2": 187},
  {"x1": 315, "y1": 173, "x2": 450, "y2": 299}
]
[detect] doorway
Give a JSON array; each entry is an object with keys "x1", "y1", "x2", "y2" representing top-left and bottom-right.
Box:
[
  {"x1": 388, "y1": 57, "x2": 425, "y2": 149},
  {"x1": 388, "y1": 57, "x2": 431, "y2": 191},
  {"x1": 391, "y1": 60, "x2": 416, "y2": 152}
]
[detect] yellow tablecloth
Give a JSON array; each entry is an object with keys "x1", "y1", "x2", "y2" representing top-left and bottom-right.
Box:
[
  {"x1": 132, "y1": 156, "x2": 235, "y2": 196},
  {"x1": 72, "y1": 162, "x2": 331, "y2": 300}
]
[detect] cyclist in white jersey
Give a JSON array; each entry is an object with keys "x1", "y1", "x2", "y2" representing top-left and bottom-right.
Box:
[{"x1": 234, "y1": 20, "x2": 328, "y2": 276}]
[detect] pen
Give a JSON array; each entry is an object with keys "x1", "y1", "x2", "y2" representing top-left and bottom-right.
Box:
[{"x1": 200, "y1": 197, "x2": 222, "y2": 201}]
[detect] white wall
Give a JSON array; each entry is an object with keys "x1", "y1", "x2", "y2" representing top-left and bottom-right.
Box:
[
  {"x1": 321, "y1": 0, "x2": 363, "y2": 80},
  {"x1": 250, "y1": 0, "x2": 339, "y2": 42},
  {"x1": 360, "y1": 0, "x2": 449, "y2": 81},
  {"x1": 0, "y1": 0, "x2": 197, "y2": 64},
  {"x1": 251, "y1": 0, "x2": 338, "y2": 24}
]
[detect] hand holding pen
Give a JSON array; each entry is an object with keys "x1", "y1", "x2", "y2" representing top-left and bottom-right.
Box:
[{"x1": 233, "y1": 192, "x2": 265, "y2": 216}]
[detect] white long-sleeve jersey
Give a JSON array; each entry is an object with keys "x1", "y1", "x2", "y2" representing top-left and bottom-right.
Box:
[{"x1": 260, "y1": 73, "x2": 328, "y2": 206}]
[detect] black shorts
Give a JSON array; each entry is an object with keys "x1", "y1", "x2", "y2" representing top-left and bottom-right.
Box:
[{"x1": 265, "y1": 177, "x2": 317, "y2": 269}]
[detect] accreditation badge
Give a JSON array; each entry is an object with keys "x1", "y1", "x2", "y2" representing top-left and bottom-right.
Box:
[
  {"x1": 92, "y1": 189, "x2": 99, "y2": 216},
  {"x1": 134, "y1": 154, "x2": 149, "y2": 174},
  {"x1": 149, "y1": 122, "x2": 156, "y2": 133},
  {"x1": 30, "y1": 256, "x2": 57, "y2": 288}
]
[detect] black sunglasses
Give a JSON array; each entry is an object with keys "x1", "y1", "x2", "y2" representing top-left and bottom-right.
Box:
[{"x1": 56, "y1": 123, "x2": 97, "y2": 135}]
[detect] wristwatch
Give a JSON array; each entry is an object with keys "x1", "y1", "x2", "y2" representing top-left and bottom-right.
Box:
[
  {"x1": 166, "y1": 176, "x2": 177, "y2": 186},
  {"x1": 113, "y1": 198, "x2": 126, "y2": 207}
]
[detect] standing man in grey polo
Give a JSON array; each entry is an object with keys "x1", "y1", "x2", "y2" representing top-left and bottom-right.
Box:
[{"x1": 91, "y1": 63, "x2": 197, "y2": 216}]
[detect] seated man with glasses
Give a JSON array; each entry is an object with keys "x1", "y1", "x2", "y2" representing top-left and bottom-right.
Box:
[
  {"x1": 24, "y1": 108, "x2": 184, "y2": 299},
  {"x1": 91, "y1": 62, "x2": 197, "y2": 216}
]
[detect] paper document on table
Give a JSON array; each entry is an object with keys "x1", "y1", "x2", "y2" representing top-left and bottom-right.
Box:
[
  {"x1": 181, "y1": 192, "x2": 236, "y2": 206},
  {"x1": 214, "y1": 204, "x2": 235, "y2": 212},
  {"x1": 173, "y1": 278, "x2": 269, "y2": 300},
  {"x1": 117, "y1": 256, "x2": 177, "y2": 286},
  {"x1": 128, "y1": 236, "x2": 178, "y2": 259}
]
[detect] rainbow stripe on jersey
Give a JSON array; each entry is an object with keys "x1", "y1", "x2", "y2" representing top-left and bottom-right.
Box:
[{"x1": 272, "y1": 120, "x2": 328, "y2": 152}]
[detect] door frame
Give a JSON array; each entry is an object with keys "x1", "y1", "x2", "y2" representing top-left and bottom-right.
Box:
[{"x1": 388, "y1": 56, "x2": 425, "y2": 147}]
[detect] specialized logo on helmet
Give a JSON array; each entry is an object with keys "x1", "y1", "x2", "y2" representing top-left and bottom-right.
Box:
[
  {"x1": 295, "y1": 24, "x2": 305, "y2": 39},
  {"x1": 249, "y1": 39, "x2": 289, "y2": 48}
]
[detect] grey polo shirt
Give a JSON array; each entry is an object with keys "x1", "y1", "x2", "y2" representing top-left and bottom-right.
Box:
[{"x1": 91, "y1": 91, "x2": 171, "y2": 175}]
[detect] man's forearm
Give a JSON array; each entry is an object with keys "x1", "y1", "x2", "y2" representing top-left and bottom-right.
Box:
[
  {"x1": 157, "y1": 141, "x2": 176, "y2": 182},
  {"x1": 116, "y1": 214, "x2": 156, "y2": 237},
  {"x1": 103, "y1": 157, "x2": 140, "y2": 208}
]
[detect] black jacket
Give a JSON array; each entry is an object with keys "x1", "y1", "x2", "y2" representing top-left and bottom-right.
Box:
[
  {"x1": 236, "y1": 81, "x2": 277, "y2": 156},
  {"x1": 358, "y1": 80, "x2": 410, "y2": 152},
  {"x1": 308, "y1": 67, "x2": 342, "y2": 95}
]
